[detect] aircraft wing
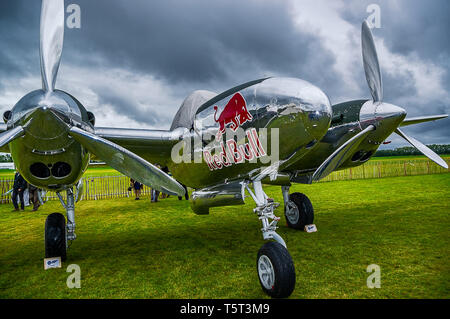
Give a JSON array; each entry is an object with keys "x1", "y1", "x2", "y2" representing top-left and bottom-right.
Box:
[
  {"x1": 94, "y1": 127, "x2": 183, "y2": 166},
  {"x1": 400, "y1": 114, "x2": 448, "y2": 127},
  {"x1": 0, "y1": 124, "x2": 183, "y2": 165}
]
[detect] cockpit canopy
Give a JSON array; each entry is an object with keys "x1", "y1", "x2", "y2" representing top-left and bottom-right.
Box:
[{"x1": 170, "y1": 90, "x2": 216, "y2": 131}]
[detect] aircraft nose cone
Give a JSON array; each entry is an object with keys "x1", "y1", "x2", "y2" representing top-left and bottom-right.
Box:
[
  {"x1": 375, "y1": 103, "x2": 406, "y2": 118},
  {"x1": 360, "y1": 101, "x2": 406, "y2": 125},
  {"x1": 24, "y1": 105, "x2": 68, "y2": 140}
]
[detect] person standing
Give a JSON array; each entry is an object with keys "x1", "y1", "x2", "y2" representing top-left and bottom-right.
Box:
[
  {"x1": 160, "y1": 166, "x2": 170, "y2": 199},
  {"x1": 130, "y1": 178, "x2": 143, "y2": 200},
  {"x1": 28, "y1": 184, "x2": 40, "y2": 211},
  {"x1": 151, "y1": 188, "x2": 160, "y2": 202},
  {"x1": 12, "y1": 170, "x2": 27, "y2": 211},
  {"x1": 151, "y1": 164, "x2": 162, "y2": 202}
]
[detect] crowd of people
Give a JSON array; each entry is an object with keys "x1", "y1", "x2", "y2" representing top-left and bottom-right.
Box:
[{"x1": 11, "y1": 170, "x2": 41, "y2": 211}]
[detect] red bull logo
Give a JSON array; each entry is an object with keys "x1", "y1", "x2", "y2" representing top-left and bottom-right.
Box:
[{"x1": 214, "y1": 92, "x2": 253, "y2": 141}]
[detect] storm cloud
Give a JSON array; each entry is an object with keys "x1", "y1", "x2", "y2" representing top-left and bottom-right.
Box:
[{"x1": 0, "y1": 0, "x2": 448, "y2": 148}]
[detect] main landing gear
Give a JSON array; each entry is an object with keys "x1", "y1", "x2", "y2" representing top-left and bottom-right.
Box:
[
  {"x1": 282, "y1": 186, "x2": 314, "y2": 230},
  {"x1": 244, "y1": 181, "x2": 295, "y2": 298},
  {"x1": 44, "y1": 187, "x2": 77, "y2": 262}
]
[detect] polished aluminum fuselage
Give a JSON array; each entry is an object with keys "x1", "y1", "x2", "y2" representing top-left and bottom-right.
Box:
[
  {"x1": 103, "y1": 83, "x2": 405, "y2": 190},
  {"x1": 109, "y1": 77, "x2": 333, "y2": 188}
]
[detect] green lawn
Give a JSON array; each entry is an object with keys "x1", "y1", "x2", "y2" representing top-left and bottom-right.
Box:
[{"x1": 0, "y1": 174, "x2": 448, "y2": 299}]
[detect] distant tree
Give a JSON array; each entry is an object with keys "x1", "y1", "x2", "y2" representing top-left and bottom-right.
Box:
[
  {"x1": 0, "y1": 153, "x2": 12, "y2": 162},
  {"x1": 374, "y1": 144, "x2": 450, "y2": 157}
]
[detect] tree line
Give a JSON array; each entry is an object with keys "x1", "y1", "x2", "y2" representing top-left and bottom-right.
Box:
[{"x1": 374, "y1": 144, "x2": 450, "y2": 157}]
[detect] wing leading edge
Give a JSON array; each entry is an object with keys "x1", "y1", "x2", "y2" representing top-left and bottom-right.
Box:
[{"x1": 94, "y1": 127, "x2": 184, "y2": 167}]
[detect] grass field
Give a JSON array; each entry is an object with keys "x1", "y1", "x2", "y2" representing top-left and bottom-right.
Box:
[
  {"x1": 0, "y1": 174, "x2": 448, "y2": 299},
  {"x1": 372, "y1": 154, "x2": 450, "y2": 161}
]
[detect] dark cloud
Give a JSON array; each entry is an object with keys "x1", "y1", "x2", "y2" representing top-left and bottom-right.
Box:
[
  {"x1": 62, "y1": 0, "x2": 337, "y2": 89},
  {"x1": 94, "y1": 84, "x2": 173, "y2": 126},
  {"x1": 0, "y1": 1, "x2": 39, "y2": 82},
  {"x1": 0, "y1": 0, "x2": 448, "y2": 145},
  {"x1": 340, "y1": 0, "x2": 450, "y2": 60}
]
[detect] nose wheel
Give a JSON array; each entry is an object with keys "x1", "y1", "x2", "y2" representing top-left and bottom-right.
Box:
[
  {"x1": 245, "y1": 181, "x2": 296, "y2": 298},
  {"x1": 257, "y1": 241, "x2": 295, "y2": 298},
  {"x1": 44, "y1": 212, "x2": 67, "y2": 261},
  {"x1": 44, "y1": 187, "x2": 76, "y2": 262}
]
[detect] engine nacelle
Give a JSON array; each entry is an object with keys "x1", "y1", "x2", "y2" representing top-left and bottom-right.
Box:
[{"x1": 8, "y1": 89, "x2": 92, "y2": 191}]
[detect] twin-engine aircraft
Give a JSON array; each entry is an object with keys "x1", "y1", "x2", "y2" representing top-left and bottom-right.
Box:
[{"x1": 0, "y1": 0, "x2": 447, "y2": 298}]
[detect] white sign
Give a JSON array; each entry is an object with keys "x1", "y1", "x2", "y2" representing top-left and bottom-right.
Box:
[
  {"x1": 44, "y1": 257, "x2": 62, "y2": 270},
  {"x1": 304, "y1": 224, "x2": 317, "y2": 233}
]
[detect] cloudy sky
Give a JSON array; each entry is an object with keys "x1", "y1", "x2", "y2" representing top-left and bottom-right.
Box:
[{"x1": 0, "y1": 0, "x2": 449, "y2": 149}]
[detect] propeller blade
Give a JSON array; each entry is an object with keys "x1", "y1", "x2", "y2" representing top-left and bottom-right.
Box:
[
  {"x1": 69, "y1": 127, "x2": 186, "y2": 196},
  {"x1": 395, "y1": 128, "x2": 448, "y2": 169},
  {"x1": 0, "y1": 126, "x2": 25, "y2": 148},
  {"x1": 40, "y1": 0, "x2": 65, "y2": 92},
  {"x1": 400, "y1": 114, "x2": 448, "y2": 127},
  {"x1": 312, "y1": 125, "x2": 375, "y2": 181},
  {"x1": 362, "y1": 20, "x2": 383, "y2": 102}
]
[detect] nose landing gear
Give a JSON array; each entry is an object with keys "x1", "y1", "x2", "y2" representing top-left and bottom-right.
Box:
[
  {"x1": 244, "y1": 181, "x2": 296, "y2": 298},
  {"x1": 44, "y1": 187, "x2": 77, "y2": 261}
]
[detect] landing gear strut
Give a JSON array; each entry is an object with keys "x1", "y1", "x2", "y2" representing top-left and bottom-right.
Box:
[
  {"x1": 245, "y1": 181, "x2": 295, "y2": 298},
  {"x1": 44, "y1": 187, "x2": 77, "y2": 261}
]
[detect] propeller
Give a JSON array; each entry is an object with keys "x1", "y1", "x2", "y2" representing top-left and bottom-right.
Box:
[
  {"x1": 32, "y1": 0, "x2": 186, "y2": 196},
  {"x1": 360, "y1": 20, "x2": 448, "y2": 169},
  {"x1": 311, "y1": 20, "x2": 447, "y2": 181},
  {"x1": 395, "y1": 128, "x2": 448, "y2": 169},
  {"x1": 361, "y1": 21, "x2": 383, "y2": 103},
  {"x1": 40, "y1": 0, "x2": 64, "y2": 92}
]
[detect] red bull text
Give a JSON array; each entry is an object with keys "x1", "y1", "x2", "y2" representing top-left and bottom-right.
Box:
[{"x1": 203, "y1": 128, "x2": 267, "y2": 171}]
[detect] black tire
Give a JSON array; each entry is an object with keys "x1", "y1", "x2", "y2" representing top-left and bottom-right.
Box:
[
  {"x1": 284, "y1": 192, "x2": 314, "y2": 230},
  {"x1": 45, "y1": 213, "x2": 67, "y2": 261},
  {"x1": 257, "y1": 241, "x2": 295, "y2": 298}
]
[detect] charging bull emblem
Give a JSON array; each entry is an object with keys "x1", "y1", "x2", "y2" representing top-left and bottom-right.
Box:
[{"x1": 214, "y1": 92, "x2": 253, "y2": 141}]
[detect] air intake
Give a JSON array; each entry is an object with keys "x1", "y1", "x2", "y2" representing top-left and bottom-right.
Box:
[
  {"x1": 51, "y1": 162, "x2": 72, "y2": 178},
  {"x1": 30, "y1": 162, "x2": 50, "y2": 179}
]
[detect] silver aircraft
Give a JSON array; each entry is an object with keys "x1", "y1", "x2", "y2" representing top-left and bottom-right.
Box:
[{"x1": 1, "y1": 1, "x2": 447, "y2": 298}]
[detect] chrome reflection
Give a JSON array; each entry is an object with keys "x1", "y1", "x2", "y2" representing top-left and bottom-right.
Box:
[{"x1": 190, "y1": 180, "x2": 245, "y2": 215}]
